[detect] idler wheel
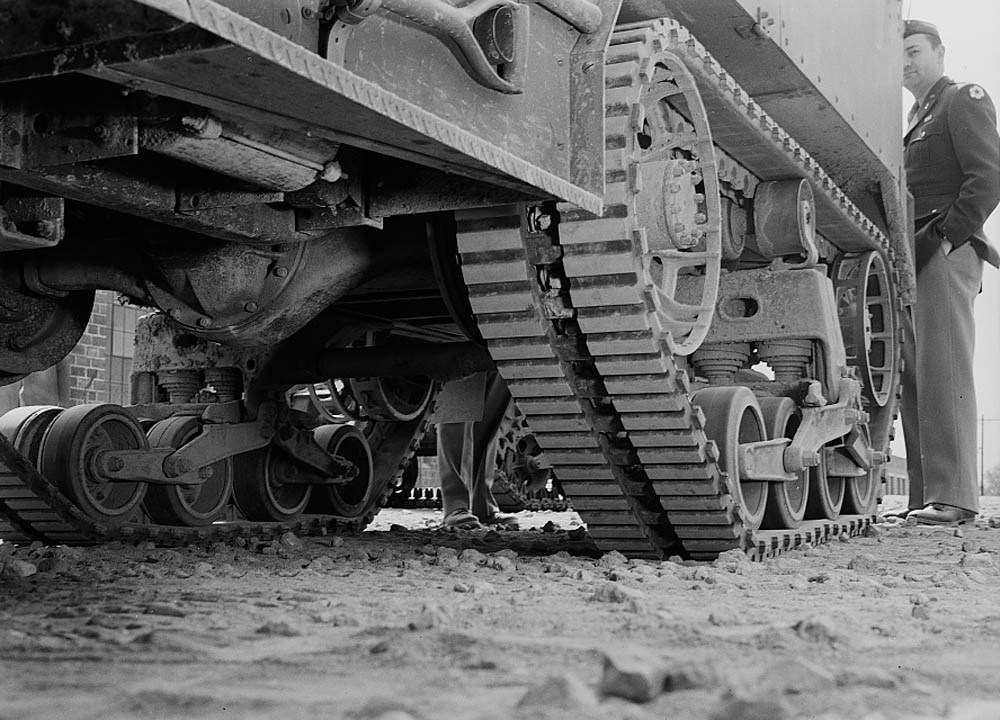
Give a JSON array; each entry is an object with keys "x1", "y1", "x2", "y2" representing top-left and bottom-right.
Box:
[
  {"x1": 39, "y1": 404, "x2": 148, "y2": 522},
  {"x1": 233, "y1": 445, "x2": 312, "y2": 521},
  {"x1": 143, "y1": 416, "x2": 233, "y2": 526},
  {"x1": 307, "y1": 379, "x2": 367, "y2": 422},
  {"x1": 758, "y1": 397, "x2": 809, "y2": 529},
  {"x1": 350, "y1": 375, "x2": 434, "y2": 422},
  {"x1": 692, "y1": 386, "x2": 768, "y2": 531}
]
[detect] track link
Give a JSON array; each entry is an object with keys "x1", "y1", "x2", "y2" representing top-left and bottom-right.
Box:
[{"x1": 457, "y1": 20, "x2": 882, "y2": 560}]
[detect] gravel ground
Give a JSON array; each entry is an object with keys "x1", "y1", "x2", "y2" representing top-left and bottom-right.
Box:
[{"x1": 2, "y1": 496, "x2": 1000, "y2": 720}]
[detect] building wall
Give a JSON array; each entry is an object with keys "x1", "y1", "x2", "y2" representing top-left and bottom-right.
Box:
[
  {"x1": 65, "y1": 291, "x2": 111, "y2": 406},
  {"x1": 69, "y1": 290, "x2": 142, "y2": 406},
  {"x1": 883, "y1": 454, "x2": 909, "y2": 496}
]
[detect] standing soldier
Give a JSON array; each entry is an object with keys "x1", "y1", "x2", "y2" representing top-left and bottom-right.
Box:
[
  {"x1": 898, "y1": 20, "x2": 1000, "y2": 524},
  {"x1": 437, "y1": 370, "x2": 520, "y2": 530}
]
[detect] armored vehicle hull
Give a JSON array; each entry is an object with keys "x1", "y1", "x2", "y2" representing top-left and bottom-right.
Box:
[{"x1": 0, "y1": 0, "x2": 909, "y2": 558}]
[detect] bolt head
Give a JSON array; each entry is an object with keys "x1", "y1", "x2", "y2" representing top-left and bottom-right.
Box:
[
  {"x1": 34, "y1": 220, "x2": 56, "y2": 238},
  {"x1": 197, "y1": 317, "x2": 212, "y2": 328},
  {"x1": 533, "y1": 213, "x2": 552, "y2": 231},
  {"x1": 801, "y1": 451, "x2": 820, "y2": 467}
]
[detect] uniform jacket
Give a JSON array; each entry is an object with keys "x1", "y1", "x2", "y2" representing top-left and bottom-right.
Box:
[{"x1": 904, "y1": 75, "x2": 1000, "y2": 269}]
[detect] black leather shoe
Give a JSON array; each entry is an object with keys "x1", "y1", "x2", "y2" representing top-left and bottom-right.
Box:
[
  {"x1": 883, "y1": 508, "x2": 916, "y2": 520},
  {"x1": 907, "y1": 504, "x2": 976, "y2": 526}
]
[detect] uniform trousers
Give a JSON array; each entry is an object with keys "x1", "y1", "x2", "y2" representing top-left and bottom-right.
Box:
[
  {"x1": 901, "y1": 241, "x2": 983, "y2": 512},
  {"x1": 0, "y1": 362, "x2": 68, "y2": 416},
  {"x1": 437, "y1": 370, "x2": 512, "y2": 520}
]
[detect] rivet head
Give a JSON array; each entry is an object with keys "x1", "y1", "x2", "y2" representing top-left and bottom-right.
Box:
[
  {"x1": 273, "y1": 266, "x2": 289, "y2": 278},
  {"x1": 244, "y1": 301, "x2": 259, "y2": 313},
  {"x1": 197, "y1": 317, "x2": 212, "y2": 328}
]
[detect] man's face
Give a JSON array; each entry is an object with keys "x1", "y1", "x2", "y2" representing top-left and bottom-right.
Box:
[{"x1": 903, "y1": 33, "x2": 944, "y2": 97}]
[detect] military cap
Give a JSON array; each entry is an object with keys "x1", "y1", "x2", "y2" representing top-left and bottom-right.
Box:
[{"x1": 904, "y1": 19, "x2": 941, "y2": 42}]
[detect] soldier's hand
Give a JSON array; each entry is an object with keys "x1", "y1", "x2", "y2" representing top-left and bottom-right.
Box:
[{"x1": 913, "y1": 223, "x2": 944, "y2": 274}]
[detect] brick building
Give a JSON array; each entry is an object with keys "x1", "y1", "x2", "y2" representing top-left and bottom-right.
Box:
[{"x1": 65, "y1": 290, "x2": 142, "y2": 407}]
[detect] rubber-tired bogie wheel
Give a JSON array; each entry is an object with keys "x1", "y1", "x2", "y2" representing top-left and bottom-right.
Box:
[
  {"x1": 842, "y1": 468, "x2": 878, "y2": 515},
  {"x1": 313, "y1": 424, "x2": 374, "y2": 517},
  {"x1": 839, "y1": 425, "x2": 879, "y2": 515},
  {"x1": 38, "y1": 403, "x2": 148, "y2": 523},
  {"x1": 691, "y1": 386, "x2": 768, "y2": 531},
  {"x1": 759, "y1": 397, "x2": 809, "y2": 530},
  {"x1": 232, "y1": 445, "x2": 312, "y2": 521},
  {"x1": 805, "y1": 451, "x2": 844, "y2": 520},
  {"x1": 0, "y1": 405, "x2": 64, "y2": 464},
  {"x1": 143, "y1": 416, "x2": 233, "y2": 526}
]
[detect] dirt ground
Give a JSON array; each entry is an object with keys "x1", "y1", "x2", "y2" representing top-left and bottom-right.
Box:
[{"x1": 3, "y1": 496, "x2": 1000, "y2": 720}]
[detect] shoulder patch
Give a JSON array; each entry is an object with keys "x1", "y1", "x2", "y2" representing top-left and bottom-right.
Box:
[{"x1": 969, "y1": 85, "x2": 985, "y2": 100}]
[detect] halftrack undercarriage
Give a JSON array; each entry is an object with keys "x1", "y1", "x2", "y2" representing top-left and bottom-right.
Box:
[{"x1": 0, "y1": 1, "x2": 909, "y2": 559}]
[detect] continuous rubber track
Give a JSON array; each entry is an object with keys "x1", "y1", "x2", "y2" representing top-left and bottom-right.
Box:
[
  {"x1": 0, "y1": 410, "x2": 433, "y2": 547},
  {"x1": 456, "y1": 20, "x2": 883, "y2": 560}
]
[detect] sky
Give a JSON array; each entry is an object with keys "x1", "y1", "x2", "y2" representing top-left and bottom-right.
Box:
[{"x1": 891, "y1": 0, "x2": 1000, "y2": 473}]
